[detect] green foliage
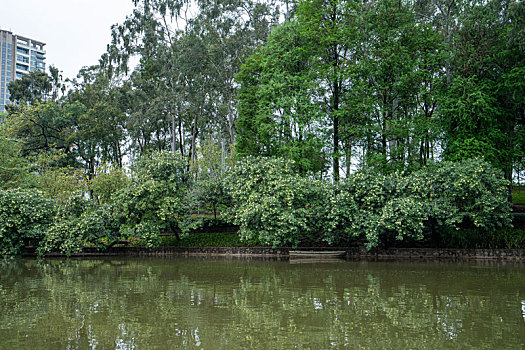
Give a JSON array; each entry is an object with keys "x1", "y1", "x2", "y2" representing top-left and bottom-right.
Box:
[
  {"x1": 329, "y1": 159, "x2": 512, "y2": 248},
  {"x1": 227, "y1": 157, "x2": 511, "y2": 249},
  {"x1": 410, "y1": 159, "x2": 512, "y2": 232},
  {"x1": 89, "y1": 163, "x2": 129, "y2": 204},
  {"x1": 22, "y1": 151, "x2": 85, "y2": 203},
  {"x1": 3, "y1": 0, "x2": 525, "y2": 255},
  {"x1": 328, "y1": 171, "x2": 429, "y2": 248},
  {"x1": 227, "y1": 157, "x2": 329, "y2": 248},
  {"x1": 114, "y1": 151, "x2": 190, "y2": 245},
  {"x1": 235, "y1": 21, "x2": 328, "y2": 174},
  {"x1": 187, "y1": 141, "x2": 233, "y2": 220},
  {"x1": 440, "y1": 1, "x2": 525, "y2": 180},
  {"x1": 440, "y1": 76, "x2": 504, "y2": 166},
  {"x1": 7, "y1": 70, "x2": 52, "y2": 104},
  {"x1": 0, "y1": 189, "x2": 55, "y2": 257},
  {"x1": 4, "y1": 102, "x2": 75, "y2": 161},
  {"x1": 38, "y1": 196, "x2": 122, "y2": 257},
  {"x1": 0, "y1": 127, "x2": 26, "y2": 189}
]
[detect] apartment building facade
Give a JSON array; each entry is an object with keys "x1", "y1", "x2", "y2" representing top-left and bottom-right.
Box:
[{"x1": 0, "y1": 29, "x2": 46, "y2": 112}]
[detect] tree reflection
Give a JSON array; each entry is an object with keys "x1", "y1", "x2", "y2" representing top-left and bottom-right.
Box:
[{"x1": 0, "y1": 258, "x2": 524, "y2": 349}]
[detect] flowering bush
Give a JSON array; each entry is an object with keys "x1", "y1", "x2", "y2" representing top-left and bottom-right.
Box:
[
  {"x1": 228, "y1": 157, "x2": 511, "y2": 249},
  {"x1": 330, "y1": 159, "x2": 511, "y2": 248},
  {"x1": 227, "y1": 157, "x2": 329, "y2": 247},
  {"x1": 0, "y1": 189, "x2": 55, "y2": 257}
]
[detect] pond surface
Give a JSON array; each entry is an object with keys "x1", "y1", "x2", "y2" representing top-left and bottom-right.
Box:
[{"x1": 0, "y1": 257, "x2": 524, "y2": 349}]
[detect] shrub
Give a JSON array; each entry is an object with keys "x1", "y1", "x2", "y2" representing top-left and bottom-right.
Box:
[
  {"x1": 0, "y1": 189, "x2": 55, "y2": 257},
  {"x1": 89, "y1": 163, "x2": 129, "y2": 204},
  {"x1": 113, "y1": 151, "x2": 190, "y2": 245},
  {"x1": 331, "y1": 159, "x2": 512, "y2": 248},
  {"x1": 227, "y1": 157, "x2": 329, "y2": 248},
  {"x1": 411, "y1": 159, "x2": 512, "y2": 232},
  {"x1": 38, "y1": 196, "x2": 122, "y2": 256}
]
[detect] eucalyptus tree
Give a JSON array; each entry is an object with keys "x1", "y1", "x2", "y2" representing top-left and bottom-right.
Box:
[{"x1": 108, "y1": 0, "x2": 280, "y2": 165}]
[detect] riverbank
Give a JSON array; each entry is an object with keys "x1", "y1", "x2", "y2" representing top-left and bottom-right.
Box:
[{"x1": 23, "y1": 245, "x2": 525, "y2": 260}]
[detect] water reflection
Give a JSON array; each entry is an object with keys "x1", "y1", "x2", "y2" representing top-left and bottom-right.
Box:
[{"x1": 0, "y1": 258, "x2": 524, "y2": 349}]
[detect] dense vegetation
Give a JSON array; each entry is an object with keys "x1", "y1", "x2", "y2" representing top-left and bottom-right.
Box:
[
  {"x1": 0, "y1": 149, "x2": 516, "y2": 256},
  {"x1": 1, "y1": 0, "x2": 524, "y2": 257}
]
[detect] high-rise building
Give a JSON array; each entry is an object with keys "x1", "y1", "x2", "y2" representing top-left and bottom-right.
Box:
[{"x1": 0, "y1": 30, "x2": 46, "y2": 112}]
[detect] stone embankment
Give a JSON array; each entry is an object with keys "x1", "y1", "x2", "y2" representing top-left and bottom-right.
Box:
[{"x1": 23, "y1": 246, "x2": 525, "y2": 260}]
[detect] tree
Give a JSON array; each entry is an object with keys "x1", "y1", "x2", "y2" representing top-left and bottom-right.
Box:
[
  {"x1": 108, "y1": 0, "x2": 279, "y2": 164},
  {"x1": 441, "y1": 0, "x2": 525, "y2": 186},
  {"x1": 114, "y1": 151, "x2": 190, "y2": 245},
  {"x1": 3, "y1": 102, "x2": 76, "y2": 162},
  {"x1": 236, "y1": 20, "x2": 327, "y2": 174},
  {"x1": 0, "y1": 124, "x2": 26, "y2": 189},
  {"x1": 7, "y1": 71, "x2": 52, "y2": 105}
]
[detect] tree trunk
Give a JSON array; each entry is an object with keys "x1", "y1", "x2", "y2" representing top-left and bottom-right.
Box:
[{"x1": 333, "y1": 65, "x2": 340, "y2": 182}]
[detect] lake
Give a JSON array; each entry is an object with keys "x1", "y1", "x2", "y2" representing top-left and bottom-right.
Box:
[{"x1": 1, "y1": 257, "x2": 524, "y2": 349}]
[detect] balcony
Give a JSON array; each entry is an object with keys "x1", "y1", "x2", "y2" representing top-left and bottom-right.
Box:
[{"x1": 16, "y1": 41, "x2": 29, "y2": 48}]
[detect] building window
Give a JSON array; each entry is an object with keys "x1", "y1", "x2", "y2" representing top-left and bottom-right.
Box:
[
  {"x1": 16, "y1": 47, "x2": 29, "y2": 55},
  {"x1": 17, "y1": 55, "x2": 29, "y2": 63},
  {"x1": 16, "y1": 63, "x2": 28, "y2": 71}
]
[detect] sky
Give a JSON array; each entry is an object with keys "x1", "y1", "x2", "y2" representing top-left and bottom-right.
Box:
[{"x1": 0, "y1": 0, "x2": 136, "y2": 80}]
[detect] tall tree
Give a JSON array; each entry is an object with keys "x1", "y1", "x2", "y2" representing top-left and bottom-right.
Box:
[
  {"x1": 7, "y1": 71, "x2": 52, "y2": 105},
  {"x1": 441, "y1": 0, "x2": 525, "y2": 184},
  {"x1": 236, "y1": 20, "x2": 327, "y2": 174},
  {"x1": 108, "y1": 0, "x2": 279, "y2": 165},
  {"x1": 237, "y1": 0, "x2": 359, "y2": 179}
]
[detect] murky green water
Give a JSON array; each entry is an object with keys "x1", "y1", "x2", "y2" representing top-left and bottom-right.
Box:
[{"x1": 0, "y1": 257, "x2": 524, "y2": 349}]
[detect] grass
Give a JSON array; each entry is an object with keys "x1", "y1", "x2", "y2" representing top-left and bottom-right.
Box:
[
  {"x1": 437, "y1": 227, "x2": 525, "y2": 249},
  {"x1": 512, "y1": 185, "x2": 525, "y2": 205},
  {"x1": 132, "y1": 232, "x2": 260, "y2": 247}
]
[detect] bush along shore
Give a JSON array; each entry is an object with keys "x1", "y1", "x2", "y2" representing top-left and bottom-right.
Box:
[{"x1": 1, "y1": 152, "x2": 522, "y2": 258}]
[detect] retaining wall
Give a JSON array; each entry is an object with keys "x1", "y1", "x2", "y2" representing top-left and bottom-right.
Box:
[{"x1": 23, "y1": 246, "x2": 525, "y2": 260}]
